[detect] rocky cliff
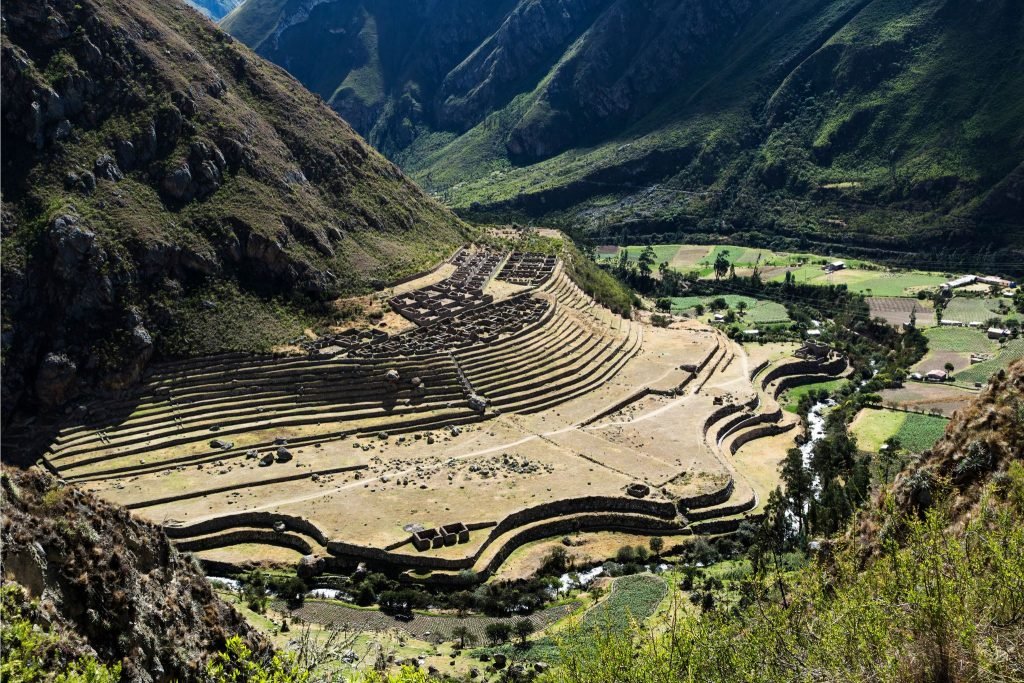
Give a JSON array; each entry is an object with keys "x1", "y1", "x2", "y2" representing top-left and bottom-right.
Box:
[
  {"x1": 225, "y1": 0, "x2": 1024, "y2": 260},
  {"x1": 0, "y1": 0, "x2": 469, "y2": 422},
  {"x1": 1, "y1": 466, "x2": 264, "y2": 682}
]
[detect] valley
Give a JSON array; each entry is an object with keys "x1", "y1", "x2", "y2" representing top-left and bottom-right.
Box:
[{"x1": 2, "y1": 0, "x2": 1022, "y2": 681}]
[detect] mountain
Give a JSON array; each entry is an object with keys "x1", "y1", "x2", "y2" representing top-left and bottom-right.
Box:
[
  {"x1": 224, "y1": 0, "x2": 1024, "y2": 260},
  {"x1": 0, "y1": 0, "x2": 469, "y2": 420},
  {"x1": 185, "y1": 0, "x2": 246, "y2": 21},
  {"x1": 1, "y1": 466, "x2": 264, "y2": 682}
]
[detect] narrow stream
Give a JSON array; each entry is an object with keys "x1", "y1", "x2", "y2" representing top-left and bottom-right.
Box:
[{"x1": 799, "y1": 399, "x2": 834, "y2": 492}]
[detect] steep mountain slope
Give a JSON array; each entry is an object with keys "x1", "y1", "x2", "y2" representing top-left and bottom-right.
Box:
[
  {"x1": 186, "y1": 0, "x2": 246, "y2": 21},
  {"x1": 0, "y1": 0, "x2": 469, "y2": 420},
  {"x1": 225, "y1": 0, "x2": 1024, "y2": 259},
  {"x1": 1, "y1": 466, "x2": 265, "y2": 682}
]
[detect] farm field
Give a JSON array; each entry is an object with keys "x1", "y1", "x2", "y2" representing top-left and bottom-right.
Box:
[
  {"x1": 868, "y1": 297, "x2": 936, "y2": 327},
  {"x1": 954, "y1": 339, "x2": 1024, "y2": 385},
  {"x1": 602, "y1": 243, "x2": 953, "y2": 296},
  {"x1": 580, "y1": 574, "x2": 668, "y2": 632},
  {"x1": 942, "y1": 297, "x2": 1016, "y2": 325},
  {"x1": 850, "y1": 408, "x2": 949, "y2": 454},
  {"x1": 669, "y1": 295, "x2": 790, "y2": 325},
  {"x1": 912, "y1": 327, "x2": 1001, "y2": 378},
  {"x1": 879, "y1": 383, "x2": 977, "y2": 417}
]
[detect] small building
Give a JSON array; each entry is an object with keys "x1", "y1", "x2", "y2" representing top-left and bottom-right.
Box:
[
  {"x1": 806, "y1": 329, "x2": 822, "y2": 337},
  {"x1": 823, "y1": 261, "x2": 846, "y2": 273},
  {"x1": 941, "y1": 275, "x2": 977, "y2": 291},
  {"x1": 977, "y1": 275, "x2": 1012, "y2": 288},
  {"x1": 910, "y1": 372, "x2": 923, "y2": 381},
  {"x1": 940, "y1": 319, "x2": 963, "y2": 327},
  {"x1": 742, "y1": 329, "x2": 760, "y2": 337},
  {"x1": 713, "y1": 313, "x2": 725, "y2": 322},
  {"x1": 987, "y1": 327, "x2": 1011, "y2": 340},
  {"x1": 925, "y1": 369, "x2": 949, "y2": 382},
  {"x1": 968, "y1": 321, "x2": 983, "y2": 328}
]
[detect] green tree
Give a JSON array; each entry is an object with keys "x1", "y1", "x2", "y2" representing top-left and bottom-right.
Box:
[
  {"x1": 514, "y1": 619, "x2": 535, "y2": 645},
  {"x1": 649, "y1": 536, "x2": 665, "y2": 556},
  {"x1": 451, "y1": 626, "x2": 476, "y2": 649},
  {"x1": 638, "y1": 246, "x2": 657, "y2": 278},
  {"x1": 714, "y1": 251, "x2": 730, "y2": 280},
  {"x1": 485, "y1": 621, "x2": 512, "y2": 646}
]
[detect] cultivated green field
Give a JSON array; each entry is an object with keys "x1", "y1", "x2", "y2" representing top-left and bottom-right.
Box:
[
  {"x1": 943, "y1": 297, "x2": 1018, "y2": 325},
  {"x1": 851, "y1": 408, "x2": 950, "y2": 454},
  {"x1": 924, "y1": 327, "x2": 999, "y2": 354},
  {"x1": 582, "y1": 574, "x2": 668, "y2": 632},
  {"x1": 954, "y1": 339, "x2": 1024, "y2": 385},
  {"x1": 602, "y1": 243, "x2": 953, "y2": 296},
  {"x1": 669, "y1": 295, "x2": 790, "y2": 325}
]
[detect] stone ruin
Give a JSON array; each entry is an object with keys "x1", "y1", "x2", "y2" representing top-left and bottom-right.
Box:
[
  {"x1": 795, "y1": 340, "x2": 832, "y2": 360},
  {"x1": 388, "y1": 247, "x2": 505, "y2": 326},
  {"x1": 497, "y1": 251, "x2": 557, "y2": 287},
  {"x1": 343, "y1": 294, "x2": 549, "y2": 359},
  {"x1": 626, "y1": 483, "x2": 651, "y2": 498},
  {"x1": 411, "y1": 522, "x2": 470, "y2": 551}
]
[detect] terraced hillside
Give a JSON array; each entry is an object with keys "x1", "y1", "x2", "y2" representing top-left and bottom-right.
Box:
[
  {"x1": 29, "y1": 243, "x2": 851, "y2": 579},
  {"x1": 224, "y1": 0, "x2": 1024, "y2": 256}
]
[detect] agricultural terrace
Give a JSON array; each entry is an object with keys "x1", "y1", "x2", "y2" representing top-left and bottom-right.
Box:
[
  {"x1": 849, "y1": 408, "x2": 950, "y2": 454},
  {"x1": 34, "y1": 239, "x2": 850, "y2": 580},
  {"x1": 598, "y1": 243, "x2": 950, "y2": 295}
]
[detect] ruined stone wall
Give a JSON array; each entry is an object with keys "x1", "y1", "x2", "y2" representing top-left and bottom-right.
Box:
[
  {"x1": 686, "y1": 493, "x2": 756, "y2": 521},
  {"x1": 164, "y1": 511, "x2": 330, "y2": 545},
  {"x1": 761, "y1": 357, "x2": 847, "y2": 389},
  {"x1": 176, "y1": 529, "x2": 314, "y2": 554},
  {"x1": 729, "y1": 422, "x2": 796, "y2": 455},
  {"x1": 677, "y1": 479, "x2": 734, "y2": 511}
]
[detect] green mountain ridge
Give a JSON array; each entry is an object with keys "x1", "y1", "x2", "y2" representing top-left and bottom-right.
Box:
[
  {"x1": 224, "y1": 0, "x2": 1024, "y2": 260},
  {"x1": 0, "y1": 0, "x2": 469, "y2": 421}
]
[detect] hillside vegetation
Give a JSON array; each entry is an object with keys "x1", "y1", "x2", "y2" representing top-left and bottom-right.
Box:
[
  {"x1": 0, "y1": 467, "x2": 265, "y2": 682},
  {"x1": 225, "y1": 0, "x2": 1024, "y2": 261},
  {"x1": 540, "y1": 361, "x2": 1024, "y2": 683},
  {"x1": 0, "y1": 0, "x2": 469, "y2": 420}
]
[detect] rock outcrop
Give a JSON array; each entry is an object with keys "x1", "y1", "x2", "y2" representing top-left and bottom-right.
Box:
[
  {"x1": 1, "y1": 466, "x2": 267, "y2": 682},
  {"x1": 0, "y1": 0, "x2": 468, "y2": 423}
]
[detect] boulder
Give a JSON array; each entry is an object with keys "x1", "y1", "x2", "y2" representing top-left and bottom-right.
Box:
[
  {"x1": 161, "y1": 162, "x2": 193, "y2": 201},
  {"x1": 34, "y1": 353, "x2": 77, "y2": 408},
  {"x1": 259, "y1": 454, "x2": 274, "y2": 467},
  {"x1": 276, "y1": 446, "x2": 293, "y2": 462},
  {"x1": 93, "y1": 153, "x2": 122, "y2": 181}
]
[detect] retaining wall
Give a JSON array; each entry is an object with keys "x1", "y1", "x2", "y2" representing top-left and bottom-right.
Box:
[{"x1": 164, "y1": 512, "x2": 330, "y2": 546}]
